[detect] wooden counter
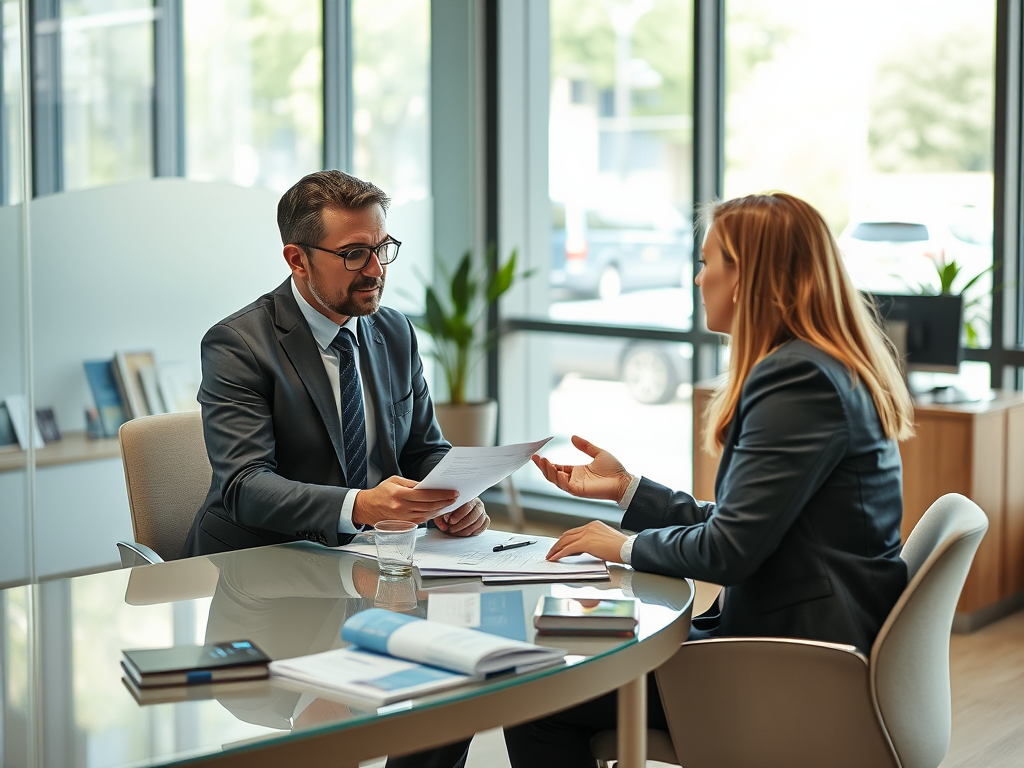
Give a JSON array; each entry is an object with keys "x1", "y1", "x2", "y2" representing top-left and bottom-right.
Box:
[{"x1": 693, "y1": 382, "x2": 1024, "y2": 630}]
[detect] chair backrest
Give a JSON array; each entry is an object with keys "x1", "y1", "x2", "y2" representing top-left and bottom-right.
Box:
[
  {"x1": 119, "y1": 411, "x2": 212, "y2": 561},
  {"x1": 871, "y1": 493, "x2": 988, "y2": 768}
]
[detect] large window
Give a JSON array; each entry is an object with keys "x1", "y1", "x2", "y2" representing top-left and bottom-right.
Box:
[
  {"x1": 184, "y1": 0, "x2": 322, "y2": 191},
  {"x1": 59, "y1": 0, "x2": 155, "y2": 191},
  {"x1": 725, "y1": 0, "x2": 996, "y2": 390},
  {"x1": 521, "y1": 0, "x2": 695, "y2": 497},
  {"x1": 352, "y1": 0, "x2": 431, "y2": 316}
]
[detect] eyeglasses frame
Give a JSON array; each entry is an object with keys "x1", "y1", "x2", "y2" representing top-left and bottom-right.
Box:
[{"x1": 295, "y1": 236, "x2": 402, "y2": 271}]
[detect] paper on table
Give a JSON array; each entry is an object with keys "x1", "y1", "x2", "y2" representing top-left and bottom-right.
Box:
[
  {"x1": 337, "y1": 528, "x2": 608, "y2": 580},
  {"x1": 417, "y1": 437, "x2": 553, "y2": 517}
]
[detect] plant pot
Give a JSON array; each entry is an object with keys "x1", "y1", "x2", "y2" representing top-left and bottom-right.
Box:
[{"x1": 434, "y1": 400, "x2": 498, "y2": 447}]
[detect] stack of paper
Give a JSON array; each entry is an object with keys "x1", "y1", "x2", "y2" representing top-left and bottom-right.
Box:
[{"x1": 336, "y1": 528, "x2": 609, "y2": 583}]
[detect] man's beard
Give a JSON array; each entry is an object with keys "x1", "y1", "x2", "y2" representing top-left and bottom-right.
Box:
[{"x1": 307, "y1": 266, "x2": 385, "y2": 317}]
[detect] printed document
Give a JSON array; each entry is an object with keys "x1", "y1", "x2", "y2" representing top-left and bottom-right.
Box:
[
  {"x1": 417, "y1": 437, "x2": 553, "y2": 516},
  {"x1": 336, "y1": 528, "x2": 609, "y2": 580}
]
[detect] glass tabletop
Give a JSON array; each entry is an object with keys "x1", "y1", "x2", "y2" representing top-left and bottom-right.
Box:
[{"x1": 1, "y1": 541, "x2": 693, "y2": 768}]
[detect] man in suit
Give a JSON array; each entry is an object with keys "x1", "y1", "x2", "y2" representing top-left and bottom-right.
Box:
[{"x1": 182, "y1": 170, "x2": 488, "y2": 558}]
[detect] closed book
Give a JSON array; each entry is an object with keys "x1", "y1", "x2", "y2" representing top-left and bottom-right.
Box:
[
  {"x1": 122, "y1": 672, "x2": 272, "y2": 706},
  {"x1": 83, "y1": 360, "x2": 128, "y2": 437},
  {"x1": 121, "y1": 640, "x2": 270, "y2": 688},
  {"x1": 533, "y1": 596, "x2": 638, "y2": 636},
  {"x1": 115, "y1": 350, "x2": 157, "y2": 419}
]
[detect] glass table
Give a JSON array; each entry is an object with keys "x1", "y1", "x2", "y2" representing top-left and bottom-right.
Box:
[{"x1": 2, "y1": 542, "x2": 693, "y2": 768}]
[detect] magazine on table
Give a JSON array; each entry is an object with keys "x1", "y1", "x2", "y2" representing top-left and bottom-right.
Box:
[{"x1": 269, "y1": 608, "x2": 565, "y2": 706}]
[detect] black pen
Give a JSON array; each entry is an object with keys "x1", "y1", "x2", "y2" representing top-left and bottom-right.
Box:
[{"x1": 492, "y1": 539, "x2": 538, "y2": 552}]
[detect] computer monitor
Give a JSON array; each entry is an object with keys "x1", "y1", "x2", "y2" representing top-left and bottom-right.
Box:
[{"x1": 865, "y1": 293, "x2": 964, "y2": 374}]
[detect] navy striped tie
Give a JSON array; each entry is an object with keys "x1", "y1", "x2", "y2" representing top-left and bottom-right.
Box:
[{"x1": 330, "y1": 329, "x2": 368, "y2": 489}]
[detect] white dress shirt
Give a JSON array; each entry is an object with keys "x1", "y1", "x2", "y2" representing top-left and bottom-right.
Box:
[
  {"x1": 618, "y1": 473, "x2": 642, "y2": 564},
  {"x1": 291, "y1": 278, "x2": 381, "y2": 534}
]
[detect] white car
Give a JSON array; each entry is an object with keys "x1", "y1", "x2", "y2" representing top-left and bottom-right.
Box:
[{"x1": 838, "y1": 213, "x2": 992, "y2": 296}]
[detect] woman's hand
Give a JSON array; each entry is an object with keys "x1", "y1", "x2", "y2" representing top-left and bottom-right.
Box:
[
  {"x1": 546, "y1": 520, "x2": 628, "y2": 563},
  {"x1": 531, "y1": 435, "x2": 632, "y2": 502}
]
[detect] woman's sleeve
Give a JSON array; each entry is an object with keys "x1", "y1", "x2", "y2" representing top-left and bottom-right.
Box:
[{"x1": 628, "y1": 354, "x2": 850, "y2": 585}]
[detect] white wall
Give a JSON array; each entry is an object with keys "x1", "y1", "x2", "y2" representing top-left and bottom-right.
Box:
[{"x1": 2, "y1": 179, "x2": 295, "y2": 581}]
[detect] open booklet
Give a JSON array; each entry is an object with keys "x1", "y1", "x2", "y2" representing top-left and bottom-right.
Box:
[{"x1": 269, "y1": 608, "x2": 565, "y2": 706}]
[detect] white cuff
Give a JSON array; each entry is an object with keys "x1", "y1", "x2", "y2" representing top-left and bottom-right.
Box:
[
  {"x1": 339, "y1": 489, "x2": 360, "y2": 534},
  {"x1": 620, "y1": 534, "x2": 638, "y2": 565},
  {"x1": 617, "y1": 474, "x2": 642, "y2": 510}
]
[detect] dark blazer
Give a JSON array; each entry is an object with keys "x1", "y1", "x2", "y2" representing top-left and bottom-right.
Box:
[
  {"x1": 625, "y1": 339, "x2": 907, "y2": 651},
  {"x1": 181, "y1": 279, "x2": 450, "y2": 557}
]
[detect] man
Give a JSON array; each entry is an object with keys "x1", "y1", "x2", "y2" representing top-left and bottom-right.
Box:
[{"x1": 182, "y1": 170, "x2": 488, "y2": 558}]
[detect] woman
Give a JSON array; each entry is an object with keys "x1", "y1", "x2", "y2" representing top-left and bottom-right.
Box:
[{"x1": 503, "y1": 192, "x2": 915, "y2": 767}]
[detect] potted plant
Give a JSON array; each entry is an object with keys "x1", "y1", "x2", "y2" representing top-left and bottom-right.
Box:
[{"x1": 413, "y1": 245, "x2": 532, "y2": 446}]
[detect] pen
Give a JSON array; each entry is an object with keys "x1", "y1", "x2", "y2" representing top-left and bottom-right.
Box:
[{"x1": 492, "y1": 539, "x2": 537, "y2": 552}]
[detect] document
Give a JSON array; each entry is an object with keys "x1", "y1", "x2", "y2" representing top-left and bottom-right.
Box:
[
  {"x1": 417, "y1": 436, "x2": 554, "y2": 516},
  {"x1": 336, "y1": 528, "x2": 609, "y2": 581},
  {"x1": 269, "y1": 608, "x2": 565, "y2": 706}
]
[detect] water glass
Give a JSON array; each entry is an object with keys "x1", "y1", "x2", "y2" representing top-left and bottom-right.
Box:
[{"x1": 374, "y1": 520, "x2": 418, "y2": 577}]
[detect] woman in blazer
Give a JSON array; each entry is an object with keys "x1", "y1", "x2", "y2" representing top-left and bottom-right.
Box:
[{"x1": 503, "y1": 192, "x2": 916, "y2": 768}]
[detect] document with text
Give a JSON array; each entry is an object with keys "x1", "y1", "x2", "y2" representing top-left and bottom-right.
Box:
[
  {"x1": 336, "y1": 528, "x2": 609, "y2": 581},
  {"x1": 416, "y1": 437, "x2": 554, "y2": 517}
]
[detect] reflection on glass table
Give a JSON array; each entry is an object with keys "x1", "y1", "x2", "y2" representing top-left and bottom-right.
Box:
[{"x1": 2, "y1": 541, "x2": 692, "y2": 768}]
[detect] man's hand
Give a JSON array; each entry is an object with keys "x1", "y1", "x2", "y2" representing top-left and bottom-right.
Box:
[
  {"x1": 351, "y1": 476, "x2": 458, "y2": 528},
  {"x1": 532, "y1": 435, "x2": 632, "y2": 503},
  {"x1": 434, "y1": 498, "x2": 489, "y2": 537},
  {"x1": 546, "y1": 520, "x2": 628, "y2": 563}
]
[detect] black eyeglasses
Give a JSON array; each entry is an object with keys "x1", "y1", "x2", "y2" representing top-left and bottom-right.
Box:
[{"x1": 297, "y1": 237, "x2": 401, "y2": 271}]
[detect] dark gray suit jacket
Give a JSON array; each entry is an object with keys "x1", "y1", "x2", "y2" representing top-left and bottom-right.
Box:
[
  {"x1": 182, "y1": 279, "x2": 450, "y2": 557},
  {"x1": 625, "y1": 339, "x2": 907, "y2": 651}
]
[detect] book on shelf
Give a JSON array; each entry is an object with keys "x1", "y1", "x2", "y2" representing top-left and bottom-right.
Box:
[
  {"x1": 35, "y1": 407, "x2": 61, "y2": 443},
  {"x1": 269, "y1": 608, "x2": 565, "y2": 706},
  {"x1": 138, "y1": 363, "x2": 167, "y2": 415},
  {"x1": 121, "y1": 640, "x2": 270, "y2": 688},
  {"x1": 157, "y1": 361, "x2": 201, "y2": 413},
  {"x1": 0, "y1": 403, "x2": 18, "y2": 450},
  {"x1": 114, "y1": 350, "x2": 158, "y2": 419},
  {"x1": 4, "y1": 395, "x2": 44, "y2": 450},
  {"x1": 532, "y1": 596, "x2": 639, "y2": 637},
  {"x1": 83, "y1": 360, "x2": 128, "y2": 438}
]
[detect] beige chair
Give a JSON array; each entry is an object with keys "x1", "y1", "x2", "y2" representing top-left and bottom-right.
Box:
[
  {"x1": 116, "y1": 411, "x2": 212, "y2": 566},
  {"x1": 591, "y1": 493, "x2": 989, "y2": 768}
]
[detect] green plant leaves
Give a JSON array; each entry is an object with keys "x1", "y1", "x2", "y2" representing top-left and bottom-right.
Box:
[{"x1": 415, "y1": 244, "x2": 533, "y2": 404}]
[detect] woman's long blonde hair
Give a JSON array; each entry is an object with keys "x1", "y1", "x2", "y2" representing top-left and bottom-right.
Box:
[{"x1": 702, "y1": 192, "x2": 914, "y2": 455}]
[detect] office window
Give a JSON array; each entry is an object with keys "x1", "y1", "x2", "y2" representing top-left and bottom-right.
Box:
[
  {"x1": 2, "y1": 0, "x2": 25, "y2": 204},
  {"x1": 725, "y1": 0, "x2": 996, "y2": 353},
  {"x1": 184, "y1": 0, "x2": 322, "y2": 191},
  {"x1": 60, "y1": 0, "x2": 155, "y2": 191},
  {"x1": 351, "y1": 0, "x2": 431, "y2": 315},
  {"x1": 516, "y1": 0, "x2": 694, "y2": 498}
]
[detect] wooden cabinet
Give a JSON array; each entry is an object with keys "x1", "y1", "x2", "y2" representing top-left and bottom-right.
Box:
[{"x1": 692, "y1": 382, "x2": 1024, "y2": 629}]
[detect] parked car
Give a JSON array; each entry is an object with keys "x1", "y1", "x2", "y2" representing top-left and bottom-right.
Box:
[
  {"x1": 550, "y1": 335, "x2": 691, "y2": 404},
  {"x1": 838, "y1": 212, "x2": 992, "y2": 295},
  {"x1": 550, "y1": 201, "x2": 693, "y2": 299},
  {"x1": 547, "y1": 290, "x2": 693, "y2": 404}
]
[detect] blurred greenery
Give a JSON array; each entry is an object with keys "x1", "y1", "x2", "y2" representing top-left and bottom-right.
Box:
[{"x1": 870, "y1": 27, "x2": 994, "y2": 173}]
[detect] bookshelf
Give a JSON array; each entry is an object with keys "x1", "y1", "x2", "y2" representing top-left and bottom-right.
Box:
[{"x1": 0, "y1": 432, "x2": 121, "y2": 473}]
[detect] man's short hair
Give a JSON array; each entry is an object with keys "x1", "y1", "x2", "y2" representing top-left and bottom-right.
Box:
[{"x1": 277, "y1": 170, "x2": 391, "y2": 249}]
